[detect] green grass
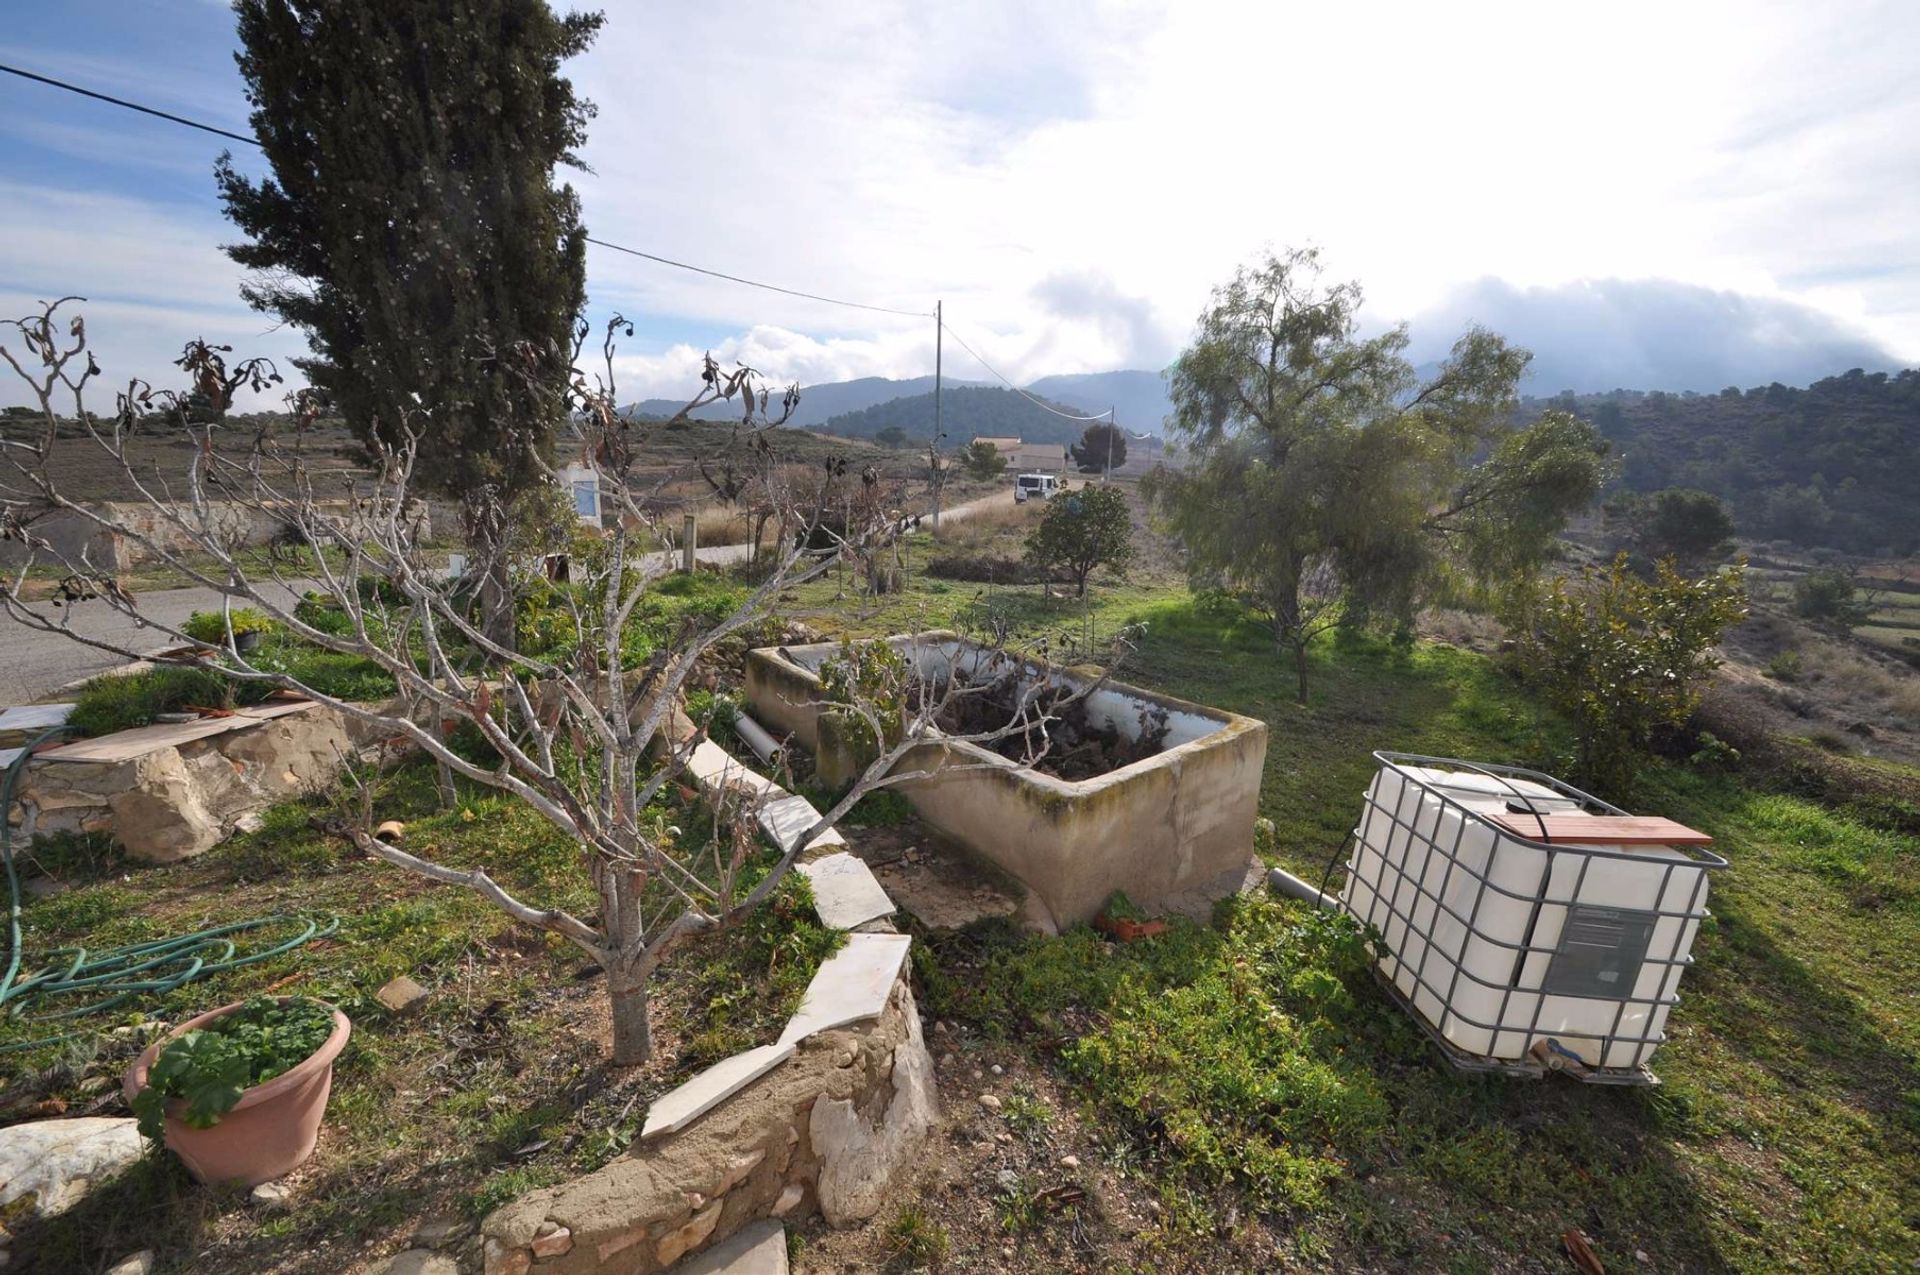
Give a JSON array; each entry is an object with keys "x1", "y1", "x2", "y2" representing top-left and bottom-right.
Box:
[
  {"x1": 912, "y1": 590, "x2": 1918, "y2": 1272},
  {"x1": 0, "y1": 753, "x2": 839, "y2": 1274}
]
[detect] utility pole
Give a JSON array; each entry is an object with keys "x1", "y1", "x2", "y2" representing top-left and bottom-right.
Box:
[{"x1": 933, "y1": 299, "x2": 943, "y2": 531}]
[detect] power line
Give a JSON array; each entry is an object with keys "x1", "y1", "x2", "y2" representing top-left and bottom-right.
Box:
[
  {"x1": 939, "y1": 318, "x2": 1115, "y2": 421},
  {"x1": 582, "y1": 238, "x2": 926, "y2": 318},
  {"x1": 1, "y1": 63, "x2": 256, "y2": 146},
  {"x1": 2, "y1": 61, "x2": 929, "y2": 321}
]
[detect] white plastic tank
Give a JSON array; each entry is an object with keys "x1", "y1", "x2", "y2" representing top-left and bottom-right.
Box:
[{"x1": 1340, "y1": 755, "x2": 1719, "y2": 1075}]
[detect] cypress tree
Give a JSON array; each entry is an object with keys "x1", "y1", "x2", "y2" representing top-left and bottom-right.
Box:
[{"x1": 216, "y1": 0, "x2": 602, "y2": 645}]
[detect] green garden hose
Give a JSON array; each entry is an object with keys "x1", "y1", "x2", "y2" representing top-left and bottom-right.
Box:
[{"x1": 1, "y1": 722, "x2": 337, "y2": 1053}]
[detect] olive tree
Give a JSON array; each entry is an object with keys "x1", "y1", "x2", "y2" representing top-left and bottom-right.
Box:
[
  {"x1": 0, "y1": 301, "x2": 1102, "y2": 1065},
  {"x1": 1146, "y1": 248, "x2": 1609, "y2": 703}
]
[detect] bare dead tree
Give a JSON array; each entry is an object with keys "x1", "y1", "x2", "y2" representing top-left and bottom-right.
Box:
[{"x1": 0, "y1": 298, "x2": 1127, "y2": 1065}]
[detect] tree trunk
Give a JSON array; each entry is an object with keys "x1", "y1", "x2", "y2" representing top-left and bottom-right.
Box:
[
  {"x1": 1292, "y1": 638, "x2": 1309, "y2": 705},
  {"x1": 608, "y1": 971, "x2": 652, "y2": 1065},
  {"x1": 478, "y1": 552, "x2": 516, "y2": 654}
]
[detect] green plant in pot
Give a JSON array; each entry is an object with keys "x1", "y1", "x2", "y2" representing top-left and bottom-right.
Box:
[
  {"x1": 125, "y1": 995, "x2": 351, "y2": 1186},
  {"x1": 182, "y1": 607, "x2": 276, "y2": 654}
]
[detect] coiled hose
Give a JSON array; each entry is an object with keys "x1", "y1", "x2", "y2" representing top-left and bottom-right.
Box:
[{"x1": 2, "y1": 721, "x2": 337, "y2": 1053}]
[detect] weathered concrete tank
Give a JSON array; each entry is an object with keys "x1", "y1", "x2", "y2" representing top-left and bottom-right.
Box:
[{"x1": 744, "y1": 631, "x2": 1268, "y2": 930}]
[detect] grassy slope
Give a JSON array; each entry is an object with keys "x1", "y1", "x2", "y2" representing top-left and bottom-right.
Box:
[
  {"x1": 1, "y1": 766, "x2": 839, "y2": 1274},
  {"x1": 803, "y1": 540, "x2": 1918, "y2": 1271}
]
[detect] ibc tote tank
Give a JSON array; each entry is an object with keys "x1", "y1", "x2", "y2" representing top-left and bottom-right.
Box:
[{"x1": 1339, "y1": 753, "x2": 1723, "y2": 1081}]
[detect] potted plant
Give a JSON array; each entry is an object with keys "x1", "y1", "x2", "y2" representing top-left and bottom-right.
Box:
[
  {"x1": 123, "y1": 995, "x2": 351, "y2": 1187},
  {"x1": 182, "y1": 607, "x2": 276, "y2": 655}
]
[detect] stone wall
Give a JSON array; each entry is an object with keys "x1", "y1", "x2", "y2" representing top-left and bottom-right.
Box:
[
  {"x1": 0, "y1": 500, "x2": 435, "y2": 571},
  {"x1": 480, "y1": 973, "x2": 934, "y2": 1275},
  {"x1": 10, "y1": 703, "x2": 367, "y2": 862}
]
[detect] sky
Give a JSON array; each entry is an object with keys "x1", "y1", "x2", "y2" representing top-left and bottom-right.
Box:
[{"x1": 3, "y1": 0, "x2": 1917, "y2": 416}]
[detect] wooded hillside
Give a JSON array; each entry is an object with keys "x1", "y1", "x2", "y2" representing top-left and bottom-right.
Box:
[
  {"x1": 816, "y1": 386, "x2": 1096, "y2": 447},
  {"x1": 1527, "y1": 367, "x2": 1920, "y2": 554}
]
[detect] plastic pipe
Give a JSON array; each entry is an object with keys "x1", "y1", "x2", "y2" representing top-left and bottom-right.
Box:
[
  {"x1": 1268, "y1": 866, "x2": 1337, "y2": 912},
  {"x1": 732, "y1": 710, "x2": 784, "y2": 768}
]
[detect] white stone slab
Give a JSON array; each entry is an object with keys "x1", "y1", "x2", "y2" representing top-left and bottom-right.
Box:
[
  {"x1": 640, "y1": 1041, "x2": 796, "y2": 1143},
  {"x1": 778, "y1": 932, "x2": 912, "y2": 1045},
  {"x1": 797, "y1": 853, "x2": 895, "y2": 930},
  {"x1": 757, "y1": 795, "x2": 846, "y2": 855},
  {"x1": 672, "y1": 1219, "x2": 787, "y2": 1274},
  {"x1": 0, "y1": 703, "x2": 75, "y2": 733},
  {"x1": 684, "y1": 740, "x2": 786, "y2": 801},
  {"x1": 0, "y1": 748, "x2": 22, "y2": 771}
]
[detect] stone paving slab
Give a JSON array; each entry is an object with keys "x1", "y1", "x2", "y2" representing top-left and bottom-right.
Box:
[
  {"x1": 684, "y1": 739, "x2": 786, "y2": 801},
  {"x1": 0, "y1": 748, "x2": 23, "y2": 772},
  {"x1": 640, "y1": 1041, "x2": 796, "y2": 1143},
  {"x1": 778, "y1": 932, "x2": 912, "y2": 1046},
  {"x1": 0, "y1": 703, "x2": 76, "y2": 734},
  {"x1": 797, "y1": 853, "x2": 895, "y2": 930},
  {"x1": 38, "y1": 701, "x2": 318, "y2": 763},
  {"x1": 757, "y1": 794, "x2": 847, "y2": 855},
  {"x1": 672, "y1": 1219, "x2": 787, "y2": 1274}
]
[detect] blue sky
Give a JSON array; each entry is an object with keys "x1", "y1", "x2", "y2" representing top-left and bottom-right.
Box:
[{"x1": 4, "y1": 1, "x2": 1917, "y2": 412}]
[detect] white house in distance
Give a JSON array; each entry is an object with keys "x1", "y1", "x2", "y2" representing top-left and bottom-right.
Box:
[{"x1": 558, "y1": 462, "x2": 604, "y2": 528}]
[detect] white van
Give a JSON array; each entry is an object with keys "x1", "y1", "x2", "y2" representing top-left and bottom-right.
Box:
[{"x1": 1014, "y1": 473, "x2": 1061, "y2": 503}]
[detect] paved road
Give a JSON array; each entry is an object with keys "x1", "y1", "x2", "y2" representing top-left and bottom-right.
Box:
[{"x1": 1, "y1": 490, "x2": 1017, "y2": 704}]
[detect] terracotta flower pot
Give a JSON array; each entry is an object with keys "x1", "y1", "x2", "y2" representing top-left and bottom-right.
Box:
[{"x1": 123, "y1": 997, "x2": 351, "y2": 1187}]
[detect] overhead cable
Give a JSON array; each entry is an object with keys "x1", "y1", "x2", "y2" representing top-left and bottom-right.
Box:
[
  {"x1": 940, "y1": 318, "x2": 1115, "y2": 421},
  {"x1": 2, "y1": 61, "x2": 929, "y2": 320}
]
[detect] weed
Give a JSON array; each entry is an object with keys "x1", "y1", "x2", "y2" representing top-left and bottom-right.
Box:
[
  {"x1": 994, "y1": 1174, "x2": 1046, "y2": 1234},
  {"x1": 1001, "y1": 1083, "x2": 1053, "y2": 1141},
  {"x1": 884, "y1": 1205, "x2": 950, "y2": 1269}
]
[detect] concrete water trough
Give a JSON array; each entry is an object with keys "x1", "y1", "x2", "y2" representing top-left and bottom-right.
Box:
[{"x1": 744, "y1": 631, "x2": 1268, "y2": 930}]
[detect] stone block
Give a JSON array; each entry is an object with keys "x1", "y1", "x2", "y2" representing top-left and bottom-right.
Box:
[
  {"x1": 671, "y1": 1219, "x2": 787, "y2": 1274},
  {"x1": 641, "y1": 1043, "x2": 796, "y2": 1142},
  {"x1": 778, "y1": 933, "x2": 912, "y2": 1045},
  {"x1": 0, "y1": 1116, "x2": 145, "y2": 1220},
  {"x1": 796, "y1": 853, "x2": 895, "y2": 930}
]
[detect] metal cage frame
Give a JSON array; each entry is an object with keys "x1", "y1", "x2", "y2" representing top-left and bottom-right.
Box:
[{"x1": 1336, "y1": 752, "x2": 1728, "y2": 1085}]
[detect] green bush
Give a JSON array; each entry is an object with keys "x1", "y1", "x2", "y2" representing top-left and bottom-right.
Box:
[
  {"x1": 68, "y1": 665, "x2": 244, "y2": 737},
  {"x1": 1793, "y1": 568, "x2": 1871, "y2": 632},
  {"x1": 1766, "y1": 649, "x2": 1804, "y2": 681},
  {"x1": 182, "y1": 607, "x2": 275, "y2": 645}
]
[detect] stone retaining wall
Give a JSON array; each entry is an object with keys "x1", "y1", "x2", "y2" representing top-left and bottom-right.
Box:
[
  {"x1": 9, "y1": 703, "x2": 369, "y2": 862},
  {"x1": 480, "y1": 973, "x2": 934, "y2": 1275}
]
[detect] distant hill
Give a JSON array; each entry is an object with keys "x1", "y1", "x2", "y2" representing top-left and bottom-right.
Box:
[
  {"x1": 625, "y1": 374, "x2": 987, "y2": 429},
  {"x1": 1022, "y1": 370, "x2": 1172, "y2": 435},
  {"x1": 1524, "y1": 367, "x2": 1920, "y2": 555},
  {"x1": 815, "y1": 386, "x2": 1107, "y2": 448}
]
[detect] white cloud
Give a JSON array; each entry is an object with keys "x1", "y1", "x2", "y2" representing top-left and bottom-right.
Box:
[{"x1": 4, "y1": 0, "x2": 1916, "y2": 412}]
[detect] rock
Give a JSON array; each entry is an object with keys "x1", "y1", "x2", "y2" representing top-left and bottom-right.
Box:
[
  {"x1": 977, "y1": 1094, "x2": 1001, "y2": 1111},
  {"x1": 375, "y1": 975, "x2": 430, "y2": 1014},
  {"x1": 771, "y1": 1183, "x2": 805, "y2": 1217},
  {"x1": 250, "y1": 1180, "x2": 292, "y2": 1210},
  {"x1": 1060, "y1": 1155, "x2": 1081, "y2": 1170},
  {"x1": 656, "y1": 1200, "x2": 723, "y2": 1266},
  {"x1": 0, "y1": 1116, "x2": 144, "y2": 1220},
  {"x1": 104, "y1": 1253, "x2": 154, "y2": 1275},
  {"x1": 970, "y1": 1069, "x2": 983, "y2": 1081},
  {"x1": 373, "y1": 1251, "x2": 458, "y2": 1275},
  {"x1": 529, "y1": 1224, "x2": 573, "y2": 1259},
  {"x1": 808, "y1": 992, "x2": 939, "y2": 1226},
  {"x1": 989, "y1": 1064, "x2": 1003, "y2": 1076},
  {"x1": 995, "y1": 1169, "x2": 1020, "y2": 1191},
  {"x1": 482, "y1": 1238, "x2": 531, "y2": 1275},
  {"x1": 673, "y1": 1219, "x2": 788, "y2": 1275},
  {"x1": 410, "y1": 1215, "x2": 471, "y2": 1248}
]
